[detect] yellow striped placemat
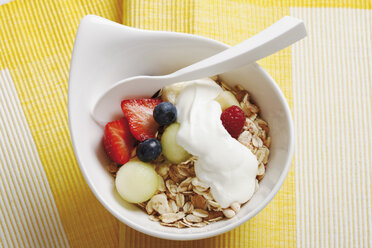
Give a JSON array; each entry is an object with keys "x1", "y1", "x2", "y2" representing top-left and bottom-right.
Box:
[
  {"x1": 0, "y1": 1, "x2": 122, "y2": 247},
  {"x1": 0, "y1": 0, "x2": 370, "y2": 247},
  {"x1": 291, "y1": 7, "x2": 371, "y2": 247}
]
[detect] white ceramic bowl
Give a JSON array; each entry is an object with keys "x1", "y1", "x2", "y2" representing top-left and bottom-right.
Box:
[{"x1": 68, "y1": 15, "x2": 295, "y2": 240}]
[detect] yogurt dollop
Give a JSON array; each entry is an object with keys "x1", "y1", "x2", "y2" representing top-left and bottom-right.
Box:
[{"x1": 176, "y1": 78, "x2": 258, "y2": 208}]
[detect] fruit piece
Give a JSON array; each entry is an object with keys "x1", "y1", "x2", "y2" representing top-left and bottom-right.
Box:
[
  {"x1": 137, "y1": 138, "x2": 162, "y2": 162},
  {"x1": 115, "y1": 160, "x2": 159, "y2": 203},
  {"x1": 161, "y1": 123, "x2": 191, "y2": 163},
  {"x1": 121, "y1": 98, "x2": 162, "y2": 141},
  {"x1": 220, "y1": 105, "x2": 245, "y2": 139},
  {"x1": 161, "y1": 82, "x2": 188, "y2": 104},
  {"x1": 153, "y1": 102, "x2": 177, "y2": 126},
  {"x1": 215, "y1": 91, "x2": 240, "y2": 110},
  {"x1": 103, "y1": 118, "x2": 136, "y2": 164}
]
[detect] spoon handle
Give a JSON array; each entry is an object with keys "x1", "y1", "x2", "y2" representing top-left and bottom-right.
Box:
[{"x1": 167, "y1": 16, "x2": 306, "y2": 82}]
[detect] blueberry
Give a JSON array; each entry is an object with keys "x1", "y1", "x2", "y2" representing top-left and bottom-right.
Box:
[
  {"x1": 153, "y1": 102, "x2": 177, "y2": 126},
  {"x1": 137, "y1": 138, "x2": 162, "y2": 162}
]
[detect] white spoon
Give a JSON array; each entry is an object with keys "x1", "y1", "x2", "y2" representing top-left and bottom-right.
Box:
[{"x1": 92, "y1": 16, "x2": 306, "y2": 124}]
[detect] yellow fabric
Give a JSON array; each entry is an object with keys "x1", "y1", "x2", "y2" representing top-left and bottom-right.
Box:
[
  {"x1": 0, "y1": 1, "x2": 122, "y2": 247},
  {"x1": 0, "y1": 0, "x2": 370, "y2": 247}
]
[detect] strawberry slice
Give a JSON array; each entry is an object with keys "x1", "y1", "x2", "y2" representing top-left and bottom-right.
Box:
[
  {"x1": 121, "y1": 98, "x2": 162, "y2": 141},
  {"x1": 103, "y1": 118, "x2": 135, "y2": 164}
]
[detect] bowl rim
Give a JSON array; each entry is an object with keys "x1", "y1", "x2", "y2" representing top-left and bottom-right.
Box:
[{"x1": 68, "y1": 15, "x2": 295, "y2": 241}]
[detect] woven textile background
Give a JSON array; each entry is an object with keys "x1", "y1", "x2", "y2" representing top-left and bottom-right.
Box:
[{"x1": 0, "y1": 0, "x2": 370, "y2": 247}]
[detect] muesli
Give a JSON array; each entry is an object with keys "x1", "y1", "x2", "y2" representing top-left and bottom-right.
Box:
[{"x1": 102, "y1": 77, "x2": 270, "y2": 228}]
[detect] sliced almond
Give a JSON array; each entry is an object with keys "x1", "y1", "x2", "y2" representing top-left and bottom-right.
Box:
[
  {"x1": 178, "y1": 167, "x2": 190, "y2": 177},
  {"x1": 258, "y1": 131, "x2": 267, "y2": 141},
  {"x1": 159, "y1": 222, "x2": 173, "y2": 227},
  {"x1": 241, "y1": 101, "x2": 253, "y2": 116},
  {"x1": 264, "y1": 136, "x2": 272, "y2": 148},
  {"x1": 177, "y1": 186, "x2": 188, "y2": 193},
  {"x1": 207, "y1": 200, "x2": 221, "y2": 209},
  {"x1": 238, "y1": 131, "x2": 253, "y2": 147},
  {"x1": 183, "y1": 201, "x2": 194, "y2": 214},
  {"x1": 245, "y1": 118, "x2": 259, "y2": 135},
  {"x1": 160, "y1": 221, "x2": 186, "y2": 228},
  {"x1": 249, "y1": 113, "x2": 258, "y2": 121},
  {"x1": 249, "y1": 103, "x2": 259, "y2": 113},
  {"x1": 256, "y1": 119, "x2": 270, "y2": 134},
  {"x1": 222, "y1": 209, "x2": 235, "y2": 218},
  {"x1": 202, "y1": 191, "x2": 214, "y2": 201},
  {"x1": 146, "y1": 201, "x2": 154, "y2": 214},
  {"x1": 165, "y1": 179, "x2": 177, "y2": 196},
  {"x1": 185, "y1": 214, "x2": 202, "y2": 223},
  {"x1": 193, "y1": 186, "x2": 208, "y2": 195},
  {"x1": 207, "y1": 216, "x2": 223, "y2": 222},
  {"x1": 230, "y1": 202, "x2": 241, "y2": 213},
  {"x1": 158, "y1": 176, "x2": 166, "y2": 192},
  {"x1": 168, "y1": 199, "x2": 179, "y2": 213},
  {"x1": 187, "y1": 183, "x2": 193, "y2": 191},
  {"x1": 260, "y1": 147, "x2": 270, "y2": 164},
  {"x1": 252, "y1": 136, "x2": 263, "y2": 148},
  {"x1": 179, "y1": 177, "x2": 193, "y2": 188},
  {"x1": 166, "y1": 191, "x2": 176, "y2": 200},
  {"x1": 148, "y1": 193, "x2": 170, "y2": 215},
  {"x1": 181, "y1": 218, "x2": 193, "y2": 227},
  {"x1": 192, "y1": 209, "x2": 208, "y2": 218},
  {"x1": 176, "y1": 193, "x2": 185, "y2": 208},
  {"x1": 192, "y1": 177, "x2": 209, "y2": 190},
  {"x1": 148, "y1": 215, "x2": 159, "y2": 222},
  {"x1": 174, "y1": 221, "x2": 187, "y2": 228},
  {"x1": 257, "y1": 163, "x2": 265, "y2": 176},
  {"x1": 182, "y1": 191, "x2": 194, "y2": 196},
  {"x1": 242, "y1": 91, "x2": 249, "y2": 103},
  {"x1": 191, "y1": 222, "x2": 207, "y2": 228},
  {"x1": 156, "y1": 163, "x2": 169, "y2": 179},
  {"x1": 169, "y1": 165, "x2": 187, "y2": 183},
  {"x1": 160, "y1": 212, "x2": 185, "y2": 223}
]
